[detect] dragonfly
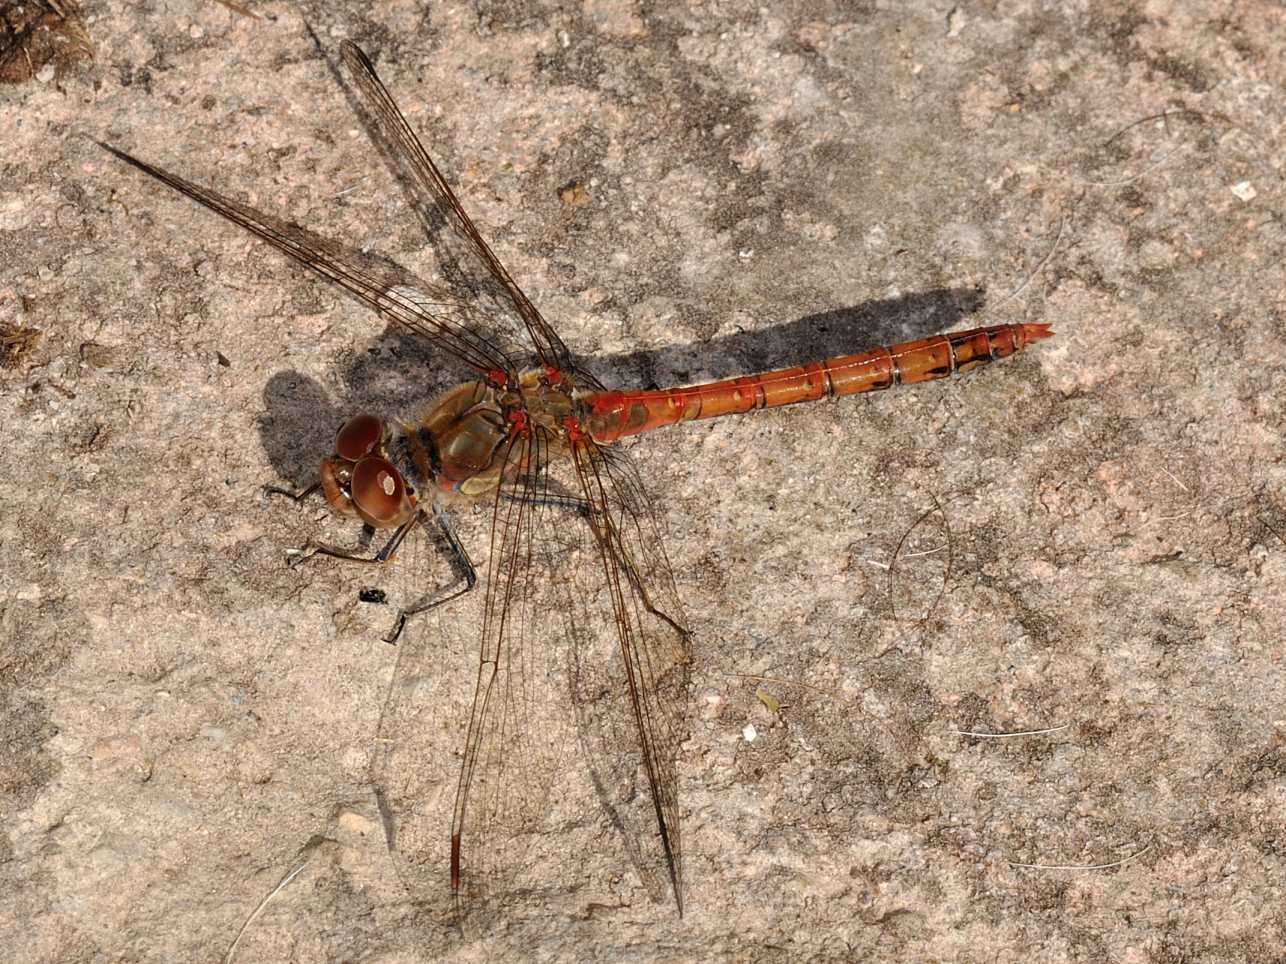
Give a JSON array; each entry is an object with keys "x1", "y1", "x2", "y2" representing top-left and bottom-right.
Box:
[{"x1": 101, "y1": 41, "x2": 1051, "y2": 917}]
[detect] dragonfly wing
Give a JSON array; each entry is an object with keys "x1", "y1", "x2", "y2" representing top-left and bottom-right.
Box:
[
  {"x1": 340, "y1": 41, "x2": 573, "y2": 375},
  {"x1": 100, "y1": 142, "x2": 518, "y2": 380},
  {"x1": 374, "y1": 432, "x2": 690, "y2": 915},
  {"x1": 447, "y1": 428, "x2": 573, "y2": 911},
  {"x1": 567, "y1": 439, "x2": 692, "y2": 911},
  {"x1": 372, "y1": 429, "x2": 577, "y2": 920}
]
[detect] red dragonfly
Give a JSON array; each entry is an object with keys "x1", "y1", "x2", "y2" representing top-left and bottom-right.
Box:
[{"x1": 102, "y1": 42, "x2": 1051, "y2": 916}]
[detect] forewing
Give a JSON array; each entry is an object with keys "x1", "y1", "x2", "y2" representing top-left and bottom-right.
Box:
[
  {"x1": 100, "y1": 143, "x2": 517, "y2": 379},
  {"x1": 568, "y1": 439, "x2": 692, "y2": 910},
  {"x1": 340, "y1": 42, "x2": 572, "y2": 374},
  {"x1": 449, "y1": 427, "x2": 575, "y2": 910},
  {"x1": 373, "y1": 429, "x2": 579, "y2": 920},
  {"x1": 372, "y1": 431, "x2": 690, "y2": 918}
]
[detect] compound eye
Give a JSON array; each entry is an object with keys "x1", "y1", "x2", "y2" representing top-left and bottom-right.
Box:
[
  {"x1": 335, "y1": 413, "x2": 384, "y2": 462},
  {"x1": 318, "y1": 456, "x2": 359, "y2": 518},
  {"x1": 350, "y1": 455, "x2": 412, "y2": 528}
]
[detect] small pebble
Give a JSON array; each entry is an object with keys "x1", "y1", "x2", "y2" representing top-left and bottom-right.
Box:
[{"x1": 1230, "y1": 181, "x2": 1256, "y2": 202}]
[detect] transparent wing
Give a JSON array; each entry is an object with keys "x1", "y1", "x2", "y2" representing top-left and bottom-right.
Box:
[
  {"x1": 99, "y1": 142, "x2": 520, "y2": 380},
  {"x1": 450, "y1": 427, "x2": 570, "y2": 909},
  {"x1": 372, "y1": 428, "x2": 571, "y2": 922},
  {"x1": 373, "y1": 433, "x2": 690, "y2": 918},
  {"x1": 568, "y1": 439, "x2": 692, "y2": 910},
  {"x1": 340, "y1": 41, "x2": 573, "y2": 375}
]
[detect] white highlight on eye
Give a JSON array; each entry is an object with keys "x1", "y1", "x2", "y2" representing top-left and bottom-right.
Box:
[{"x1": 380, "y1": 472, "x2": 396, "y2": 496}]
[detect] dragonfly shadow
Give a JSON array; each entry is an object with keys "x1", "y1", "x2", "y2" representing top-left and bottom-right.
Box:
[
  {"x1": 257, "y1": 285, "x2": 987, "y2": 486},
  {"x1": 253, "y1": 243, "x2": 464, "y2": 487},
  {"x1": 259, "y1": 36, "x2": 987, "y2": 484},
  {"x1": 589, "y1": 286, "x2": 986, "y2": 390},
  {"x1": 259, "y1": 371, "x2": 343, "y2": 489}
]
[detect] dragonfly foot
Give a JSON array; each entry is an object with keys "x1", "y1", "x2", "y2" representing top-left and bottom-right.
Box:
[
  {"x1": 285, "y1": 542, "x2": 320, "y2": 568},
  {"x1": 381, "y1": 611, "x2": 408, "y2": 645}
]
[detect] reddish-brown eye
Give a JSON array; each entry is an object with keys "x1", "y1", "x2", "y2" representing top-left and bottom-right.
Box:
[
  {"x1": 350, "y1": 455, "x2": 413, "y2": 528},
  {"x1": 319, "y1": 456, "x2": 359, "y2": 518},
  {"x1": 335, "y1": 413, "x2": 384, "y2": 462}
]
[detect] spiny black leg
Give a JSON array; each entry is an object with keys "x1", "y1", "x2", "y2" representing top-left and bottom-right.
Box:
[
  {"x1": 271, "y1": 499, "x2": 476, "y2": 643},
  {"x1": 383, "y1": 503, "x2": 477, "y2": 644},
  {"x1": 266, "y1": 478, "x2": 380, "y2": 560},
  {"x1": 373, "y1": 517, "x2": 412, "y2": 562},
  {"x1": 286, "y1": 515, "x2": 416, "y2": 570},
  {"x1": 357, "y1": 524, "x2": 375, "y2": 552}
]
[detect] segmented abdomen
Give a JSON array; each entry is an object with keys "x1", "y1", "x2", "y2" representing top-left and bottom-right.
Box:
[{"x1": 585, "y1": 323, "x2": 1052, "y2": 442}]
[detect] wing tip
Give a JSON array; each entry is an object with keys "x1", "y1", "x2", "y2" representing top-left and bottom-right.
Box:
[{"x1": 340, "y1": 39, "x2": 373, "y2": 72}]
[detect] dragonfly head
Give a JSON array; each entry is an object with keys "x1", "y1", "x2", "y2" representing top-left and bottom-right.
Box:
[{"x1": 319, "y1": 413, "x2": 418, "y2": 529}]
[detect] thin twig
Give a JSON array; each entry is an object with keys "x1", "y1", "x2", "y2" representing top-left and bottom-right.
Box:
[
  {"x1": 1158, "y1": 466, "x2": 1190, "y2": 493},
  {"x1": 211, "y1": 0, "x2": 260, "y2": 19},
  {"x1": 1009, "y1": 842, "x2": 1153, "y2": 872},
  {"x1": 954, "y1": 723, "x2": 1070, "y2": 738},
  {"x1": 333, "y1": 178, "x2": 367, "y2": 198},
  {"x1": 901, "y1": 544, "x2": 947, "y2": 560},
  {"x1": 1076, "y1": 109, "x2": 1206, "y2": 187},
  {"x1": 224, "y1": 837, "x2": 327, "y2": 964},
  {"x1": 1101, "y1": 109, "x2": 1204, "y2": 149},
  {"x1": 888, "y1": 490, "x2": 954, "y2": 625},
  {"x1": 992, "y1": 210, "x2": 1066, "y2": 309}
]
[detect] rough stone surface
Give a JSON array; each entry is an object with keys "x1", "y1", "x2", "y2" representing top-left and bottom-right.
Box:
[{"x1": 3, "y1": 1, "x2": 1285, "y2": 960}]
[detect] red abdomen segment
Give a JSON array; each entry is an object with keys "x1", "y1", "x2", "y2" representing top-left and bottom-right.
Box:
[{"x1": 585, "y1": 323, "x2": 1053, "y2": 443}]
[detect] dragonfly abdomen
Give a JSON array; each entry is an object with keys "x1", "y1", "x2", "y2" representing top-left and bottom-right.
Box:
[{"x1": 585, "y1": 323, "x2": 1052, "y2": 442}]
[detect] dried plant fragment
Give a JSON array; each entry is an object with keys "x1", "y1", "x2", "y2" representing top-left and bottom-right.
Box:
[
  {"x1": 0, "y1": 319, "x2": 43, "y2": 369},
  {"x1": 0, "y1": 0, "x2": 94, "y2": 85}
]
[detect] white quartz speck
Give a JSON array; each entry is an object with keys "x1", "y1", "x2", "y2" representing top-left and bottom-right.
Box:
[{"x1": 1230, "y1": 181, "x2": 1257, "y2": 202}]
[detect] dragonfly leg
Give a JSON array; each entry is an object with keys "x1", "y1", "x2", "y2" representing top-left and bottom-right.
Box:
[
  {"x1": 264, "y1": 480, "x2": 322, "y2": 503},
  {"x1": 620, "y1": 553, "x2": 691, "y2": 647},
  {"x1": 265, "y1": 479, "x2": 372, "y2": 560},
  {"x1": 286, "y1": 515, "x2": 412, "y2": 570},
  {"x1": 280, "y1": 504, "x2": 474, "y2": 642},
  {"x1": 382, "y1": 503, "x2": 477, "y2": 644}
]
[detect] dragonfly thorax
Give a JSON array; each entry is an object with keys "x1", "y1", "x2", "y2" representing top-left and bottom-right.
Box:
[
  {"x1": 318, "y1": 369, "x2": 590, "y2": 525},
  {"x1": 408, "y1": 380, "x2": 513, "y2": 498}
]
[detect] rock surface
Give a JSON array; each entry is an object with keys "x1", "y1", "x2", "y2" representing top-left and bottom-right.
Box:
[{"x1": 3, "y1": 1, "x2": 1284, "y2": 960}]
